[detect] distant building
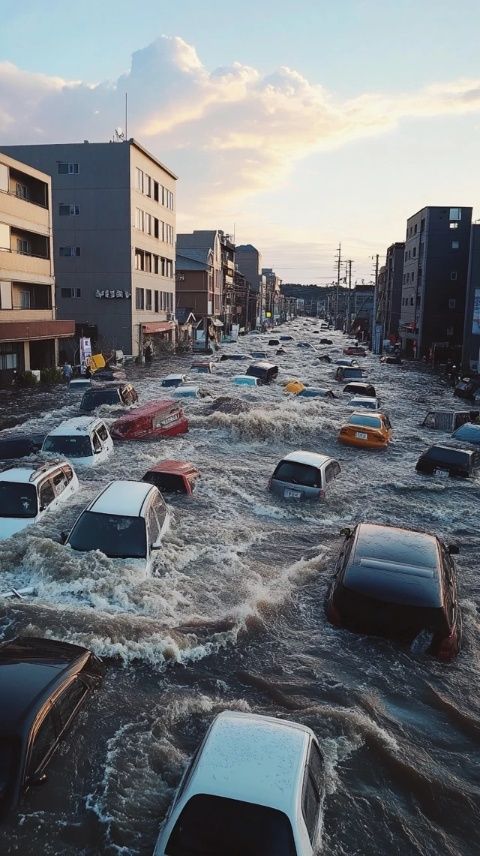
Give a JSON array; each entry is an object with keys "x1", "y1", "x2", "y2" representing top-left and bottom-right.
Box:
[
  {"x1": 352, "y1": 285, "x2": 375, "y2": 338},
  {"x1": 462, "y1": 223, "x2": 480, "y2": 373},
  {"x1": 377, "y1": 242, "x2": 404, "y2": 340},
  {"x1": 176, "y1": 230, "x2": 224, "y2": 345},
  {"x1": 399, "y1": 206, "x2": 472, "y2": 360},
  {"x1": 236, "y1": 244, "x2": 265, "y2": 324},
  {"x1": 0, "y1": 152, "x2": 74, "y2": 384},
  {"x1": 262, "y1": 268, "x2": 282, "y2": 322},
  {"x1": 1, "y1": 140, "x2": 177, "y2": 357}
]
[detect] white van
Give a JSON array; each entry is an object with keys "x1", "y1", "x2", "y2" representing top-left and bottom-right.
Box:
[
  {"x1": 0, "y1": 461, "x2": 79, "y2": 540},
  {"x1": 64, "y1": 480, "x2": 169, "y2": 574},
  {"x1": 42, "y1": 417, "x2": 113, "y2": 466}
]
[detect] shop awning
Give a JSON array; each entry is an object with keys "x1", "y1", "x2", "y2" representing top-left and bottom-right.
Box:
[{"x1": 142, "y1": 321, "x2": 175, "y2": 334}]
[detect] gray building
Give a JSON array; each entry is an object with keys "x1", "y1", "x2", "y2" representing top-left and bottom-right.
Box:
[
  {"x1": 236, "y1": 244, "x2": 265, "y2": 324},
  {"x1": 1, "y1": 140, "x2": 177, "y2": 357},
  {"x1": 399, "y1": 206, "x2": 472, "y2": 360},
  {"x1": 462, "y1": 223, "x2": 480, "y2": 373},
  {"x1": 378, "y1": 242, "x2": 404, "y2": 339}
]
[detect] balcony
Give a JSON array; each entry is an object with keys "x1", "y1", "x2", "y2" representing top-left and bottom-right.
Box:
[
  {"x1": 0, "y1": 190, "x2": 50, "y2": 233},
  {"x1": 0, "y1": 318, "x2": 74, "y2": 342},
  {"x1": 0, "y1": 247, "x2": 52, "y2": 282}
]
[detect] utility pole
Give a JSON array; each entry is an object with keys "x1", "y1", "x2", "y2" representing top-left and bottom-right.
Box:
[
  {"x1": 371, "y1": 254, "x2": 379, "y2": 352},
  {"x1": 334, "y1": 243, "x2": 341, "y2": 329},
  {"x1": 346, "y1": 259, "x2": 353, "y2": 333}
]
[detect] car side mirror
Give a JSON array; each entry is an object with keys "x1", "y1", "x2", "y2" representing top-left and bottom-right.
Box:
[
  {"x1": 60, "y1": 532, "x2": 67, "y2": 545},
  {"x1": 447, "y1": 544, "x2": 459, "y2": 555},
  {"x1": 340, "y1": 527, "x2": 352, "y2": 538}
]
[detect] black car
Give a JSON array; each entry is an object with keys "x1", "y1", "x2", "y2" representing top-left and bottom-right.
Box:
[
  {"x1": 279, "y1": 335, "x2": 294, "y2": 341},
  {"x1": 92, "y1": 367, "x2": 127, "y2": 382},
  {"x1": 0, "y1": 637, "x2": 103, "y2": 816},
  {"x1": 320, "y1": 338, "x2": 333, "y2": 345},
  {"x1": 267, "y1": 339, "x2": 280, "y2": 347},
  {"x1": 80, "y1": 383, "x2": 138, "y2": 412},
  {"x1": 454, "y1": 377, "x2": 480, "y2": 401},
  {"x1": 381, "y1": 355, "x2": 402, "y2": 365},
  {"x1": 326, "y1": 523, "x2": 462, "y2": 660},
  {"x1": 343, "y1": 382, "x2": 376, "y2": 398},
  {"x1": 219, "y1": 354, "x2": 249, "y2": 362},
  {"x1": 416, "y1": 444, "x2": 480, "y2": 477},
  {"x1": 246, "y1": 361, "x2": 279, "y2": 384},
  {"x1": 0, "y1": 434, "x2": 45, "y2": 460}
]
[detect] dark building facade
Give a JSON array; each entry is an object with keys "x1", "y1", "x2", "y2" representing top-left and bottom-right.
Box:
[
  {"x1": 378, "y1": 242, "x2": 404, "y2": 339},
  {"x1": 462, "y1": 223, "x2": 480, "y2": 373},
  {"x1": 399, "y1": 206, "x2": 472, "y2": 360}
]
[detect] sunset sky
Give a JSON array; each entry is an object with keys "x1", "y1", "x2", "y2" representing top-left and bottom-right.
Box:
[{"x1": 1, "y1": 0, "x2": 479, "y2": 282}]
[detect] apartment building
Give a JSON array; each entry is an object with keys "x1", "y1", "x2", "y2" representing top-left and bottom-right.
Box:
[
  {"x1": 0, "y1": 152, "x2": 74, "y2": 384},
  {"x1": 236, "y1": 244, "x2": 265, "y2": 325},
  {"x1": 462, "y1": 223, "x2": 480, "y2": 373},
  {"x1": 1, "y1": 140, "x2": 177, "y2": 357},
  {"x1": 377, "y1": 242, "x2": 404, "y2": 340},
  {"x1": 399, "y1": 206, "x2": 472, "y2": 360},
  {"x1": 176, "y1": 230, "x2": 224, "y2": 343}
]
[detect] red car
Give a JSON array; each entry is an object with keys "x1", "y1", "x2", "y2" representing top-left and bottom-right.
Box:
[
  {"x1": 143, "y1": 460, "x2": 200, "y2": 494},
  {"x1": 110, "y1": 400, "x2": 188, "y2": 440},
  {"x1": 343, "y1": 346, "x2": 367, "y2": 357}
]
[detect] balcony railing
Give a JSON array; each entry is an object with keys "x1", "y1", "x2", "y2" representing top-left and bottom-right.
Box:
[{"x1": 0, "y1": 246, "x2": 49, "y2": 260}]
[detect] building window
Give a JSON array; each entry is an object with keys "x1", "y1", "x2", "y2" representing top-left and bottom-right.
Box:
[
  {"x1": 60, "y1": 288, "x2": 81, "y2": 298},
  {"x1": 420, "y1": 218, "x2": 425, "y2": 232},
  {"x1": 154, "y1": 291, "x2": 159, "y2": 312},
  {"x1": 136, "y1": 168, "x2": 143, "y2": 193},
  {"x1": 153, "y1": 254, "x2": 159, "y2": 274},
  {"x1": 447, "y1": 326, "x2": 454, "y2": 336},
  {"x1": 448, "y1": 299, "x2": 456, "y2": 309},
  {"x1": 414, "y1": 223, "x2": 417, "y2": 234},
  {"x1": 410, "y1": 297, "x2": 414, "y2": 306},
  {"x1": 59, "y1": 246, "x2": 80, "y2": 256},
  {"x1": 449, "y1": 208, "x2": 461, "y2": 221},
  {"x1": 416, "y1": 295, "x2": 421, "y2": 306},
  {"x1": 144, "y1": 252, "x2": 152, "y2": 273},
  {"x1": 59, "y1": 203, "x2": 79, "y2": 216},
  {"x1": 449, "y1": 222, "x2": 459, "y2": 230},
  {"x1": 154, "y1": 181, "x2": 159, "y2": 202},
  {"x1": 154, "y1": 218, "x2": 159, "y2": 239},
  {"x1": 450, "y1": 271, "x2": 457, "y2": 281},
  {"x1": 15, "y1": 182, "x2": 29, "y2": 200},
  {"x1": 135, "y1": 248, "x2": 144, "y2": 271},
  {"x1": 451, "y1": 240, "x2": 459, "y2": 250},
  {"x1": 19, "y1": 290, "x2": 31, "y2": 309},
  {"x1": 144, "y1": 174, "x2": 152, "y2": 197},
  {"x1": 135, "y1": 208, "x2": 144, "y2": 230},
  {"x1": 145, "y1": 213, "x2": 152, "y2": 235},
  {"x1": 16, "y1": 238, "x2": 31, "y2": 255},
  {"x1": 136, "y1": 288, "x2": 145, "y2": 310},
  {"x1": 58, "y1": 162, "x2": 79, "y2": 174},
  {"x1": 145, "y1": 289, "x2": 152, "y2": 310},
  {"x1": 412, "y1": 247, "x2": 416, "y2": 257}
]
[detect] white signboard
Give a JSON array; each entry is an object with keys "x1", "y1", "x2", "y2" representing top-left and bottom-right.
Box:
[{"x1": 79, "y1": 337, "x2": 92, "y2": 373}]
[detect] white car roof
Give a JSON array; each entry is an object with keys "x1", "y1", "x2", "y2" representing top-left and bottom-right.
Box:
[
  {"x1": 164, "y1": 373, "x2": 186, "y2": 381},
  {"x1": 0, "y1": 463, "x2": 67, "y2": 485},
  {"x1": 349, "y1": 396, "x2": 378, "y2": 405},
  {"x1": 46, "y1": 416, "x2": 106, "y2": 436},
  {"x1": 184, "y1": 711, "x2": 312, "y2": 816},
  {"x1": 89, "y1": 480, "x2": 155, "y2": 516},
  {"x1": 282, "y1": 450, "x2": 332, "y2": 468}
]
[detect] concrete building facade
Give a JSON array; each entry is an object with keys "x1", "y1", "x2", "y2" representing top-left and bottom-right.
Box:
[
  {"x1": 236, "y1": 244, "x2": 265, "y2": 324},
  {"x1": 1, "y1": 140, "x2": 176, "y2": 357},
  {"x1": 0, "y1": 152, "x2": 74, "y2": 384},
  {"x1": 462, "y1": 223, "x2": 480, "y2": 373},
  {"x1": 377, "y1": 242, "x2": 404, "y2": 339},
  {"x1": 399, "y1": 206, "x2": 472, "y2": 360}
]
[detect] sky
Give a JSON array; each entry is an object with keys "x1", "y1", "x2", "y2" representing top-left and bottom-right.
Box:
[{"x1": 1, "y1": 0, "x2": 480, "y2": 283}]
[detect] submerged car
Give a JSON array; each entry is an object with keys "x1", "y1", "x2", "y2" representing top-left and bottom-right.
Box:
[
  {"x1": 219, "y1": 354, "x2": 249, "y2": 362},
  {"x1": 269, "y1": 450, "x2": 341, "y2": 500},
  {"x1": 110, "y1": 401, "x2": 188, "y2": 440},
  {"x1": 42, "y1": 417, "x2": 113, "y2": 466},
  {"x1": 335, "y1": 358, "x2": 359, "y2": 368},
  {"x1": 161, "y1": 374, "x2": 187, "y2": 388},
  {"x1": 298, "y1": 387, "x2": 336, "y2": 399},
  {"x1": 454, "y1": 377, "x2": 480, "y2": 401},
  {"x1": 233, "y1": 375, "x2": 259, "y2": 387},
  {"x1": 0, "y1": 434, "x2": 45, "y2": 460},
  {"x1": 267, "y1": 339, "x2": 280, "y2": 347},
  {"x1": 422, "y1": 410, "x2": 478, "y2": 431},
  {"x1": 173, "y1": 385, "x2": 200, "y2": 398},
  {"x1": 250, "y1": 350, "x2": 269, "y2": 360},
  {"x1": 279, "y1": 335, "x2": 294, "y2": 341},
  {"x1": 143, "y1": 460, "x2": 200, "y2": 495},
  {"x1": 326, "y1": 523, "x2": 462, "y2": 660},
  {"x1": 338, "y1": 411, "x2": 392, "y2": 449},
  {"x1": 153, "y1": 710, "x2": 324, "y2": 856},
  {"x1": 0, "y1": 636, "x2": 103, "y2": 817},
  {"x1": 347, "y1": 396, "x2": 379, "y2": 411},
  {"x1": 79, "y1": 383, "x2": 138, "y2": 412},
  {"x1": 452, "y1": 422, "x2": 480, "y2": 444},
  {"x1": 416, "y1": 444, "x2": 480, "y2": 477},
  {"x1": 246, "y1": 361, "x2": 278, "y2": 384},
  {"x1": 284, "y1": 380, "x2": 305, "y2": 395},
  {"x1": 343, "y1": 346, "x2": 366, "y2": 356},
  {"x1": 319, "y1": 338, "x2": 333, "y2": 345},
  {"x1": 64, "y1": 480, "x2": 169, "y2": 572},
  {"x1": 335, "y1": 366, "x2": 365, "y2": 382},
  {"x1": 343, "y1": 382, "x2": 376, "y2": 398},
  {"x1": 380, "y1": 355, "x2": 402, "y2": 365},
  {"x1": 0, "y1": 461, "x2": 79, "y2": 540},
  {"x1": 191, "y1": 361, "x2": 214, "y2": 374},
  {"x1": 91, "y1": 367, "x2": 126, "y2": 383},
  {"x1": 68, "y1": 378, "x2": 91, "y2": 392}
]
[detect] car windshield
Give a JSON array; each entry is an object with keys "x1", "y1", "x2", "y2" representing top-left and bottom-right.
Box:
[
  {"x1": 68, "y1": 511, "x2": 147, "y2": 558},
  {"x1": 43, "y1": 435, "x2": 93, "y2": 457},
  {"x1": 274, "y1": 460, "x2": 321, "y2": 487},
  {"x1": 0, "y1": 482, "x2": 38, "y2": 518},
  {"x1": 166, "y1": 794, "x2": 297, "y2": 856},
  {"x1": 349, "y1": 415, "x2": 382, "y2": 429}
]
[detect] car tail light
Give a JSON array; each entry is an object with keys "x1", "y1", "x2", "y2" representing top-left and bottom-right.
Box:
[
  {"x1": 436, "y1": 629, "x2": 458, "y2": 661},
  {"x1": 326, "y1": 600, "x2": 342, "y2": 626}
]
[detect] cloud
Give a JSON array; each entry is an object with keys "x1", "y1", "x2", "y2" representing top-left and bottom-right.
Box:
[{"x1": 1, "y1": 36, "x2": 480, "y2": 215}]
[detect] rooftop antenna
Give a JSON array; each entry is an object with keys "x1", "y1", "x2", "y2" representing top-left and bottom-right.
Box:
[{"x1": 113, "y1": 126, "x2": 125, "y2": 142}]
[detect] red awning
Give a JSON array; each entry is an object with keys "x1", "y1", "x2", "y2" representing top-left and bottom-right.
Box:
[{"x1": 142, "y1": 321, "x2": 175, "y2": 334}]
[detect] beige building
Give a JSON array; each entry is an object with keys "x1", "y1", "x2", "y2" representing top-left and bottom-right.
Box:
[
  {"x1": 1, "y1": 140, "x2": 177, "y2": 358},
  {"x1": 0, "y1": 153, "x2": 74, "y2": 384}
]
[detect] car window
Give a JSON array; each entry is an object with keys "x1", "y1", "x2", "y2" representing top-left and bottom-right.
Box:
[
  {"x1": 39, "y1": 478, "x2": 55, "y2": 510},
  {"x1": 63, "y1": 465, "x2": 74, "y2": 483},
  {"x1": 92, "y1": 432, "x2": 102, "y2": 453},
  {"x1": 147, "y1": 505, "x2": 160, "y2": 546},
  {"x1": 274, "y1": 461, "x2": 321, "y2": 487},
  {"x1": 308, "y1": 740, "x2": 324, "y2": 791},
  {"x1": 52, "y1": 470, "x2": 68, "y2": 497},
  {"x1": 333, "y1": 462, "x2": 341, "y2": 477},
  {"x1": 325, "y1": 464, "x2": 334, "y2": 484},
  {"x1": 54, "y1": 679, "x2": 88, "y2": 731},
  {"x1": 302, "y1": 770, "x2": 321, "y2": 843},
  {"x1": 97, "y1": 424, "x2": 109, "y2": 442},
  {"x1": 28, "y1": 711, "x2": 57, "y2": 777}
]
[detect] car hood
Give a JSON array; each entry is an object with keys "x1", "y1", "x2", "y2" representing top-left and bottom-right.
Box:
[{"x1": 0, "y1": 518, "x2": 31, "y2": 539}]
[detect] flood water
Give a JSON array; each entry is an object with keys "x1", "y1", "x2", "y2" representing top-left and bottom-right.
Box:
[{"x1": 0, "y1": 322, "x2": 479, "y2": 855}]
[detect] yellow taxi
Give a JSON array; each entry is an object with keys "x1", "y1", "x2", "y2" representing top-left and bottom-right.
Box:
[{"x1": 338, "y1": 411, "x2": 392, "y2": 449}]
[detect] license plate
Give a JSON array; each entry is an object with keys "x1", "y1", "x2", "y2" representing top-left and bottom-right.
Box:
[
  {"x1": 284, "y1": 488, "x2": 301, "y2": 499},
  {"x1": 355, "y1": 431, "x2": 368, "y2": 439}
]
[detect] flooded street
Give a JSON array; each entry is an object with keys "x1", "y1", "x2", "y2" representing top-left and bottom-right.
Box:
[{"x1": 0, "y1": 322, "x2": 479, "y2": 856}]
